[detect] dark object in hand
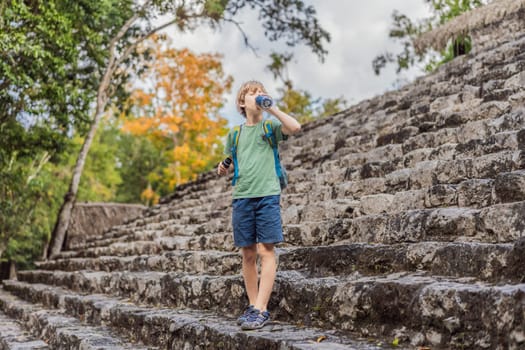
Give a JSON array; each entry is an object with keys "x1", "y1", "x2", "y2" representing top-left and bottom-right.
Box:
[{"x1": 222, "y1": 157, "x2": 232, "y2": 168}]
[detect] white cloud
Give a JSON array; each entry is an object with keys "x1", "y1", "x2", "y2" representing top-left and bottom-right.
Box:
[{"x1": 160, "y1": 1, "x2": 433, "y2": 125}]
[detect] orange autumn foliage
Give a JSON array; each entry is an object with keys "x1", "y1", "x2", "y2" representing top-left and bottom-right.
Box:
[{"x1": 122, "y1": 36, "x2": 232, "y2": 203}]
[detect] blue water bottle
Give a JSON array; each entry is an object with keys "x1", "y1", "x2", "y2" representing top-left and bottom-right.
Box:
[{"x1": 255, "y1": 95, "x2": 273, "y2": 109}]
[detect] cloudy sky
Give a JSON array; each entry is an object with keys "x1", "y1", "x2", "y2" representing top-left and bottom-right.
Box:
[{"x1": 161, "y1": 1, "x2": 433, "y2": 125}]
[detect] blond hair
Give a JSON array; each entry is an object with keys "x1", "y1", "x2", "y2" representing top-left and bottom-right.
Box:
[{"x1": 236, "y1": 80, "x2": 268, "y2": 117}]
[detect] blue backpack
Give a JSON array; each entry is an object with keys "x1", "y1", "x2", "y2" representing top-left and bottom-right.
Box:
[{"x1": 230, "y1": 120, "x2": 288, "y2": 190}]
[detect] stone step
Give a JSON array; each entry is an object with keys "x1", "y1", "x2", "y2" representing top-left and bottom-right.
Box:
[
  {"x1": 280, "y1": 241, "x2": 524, "y2": 283},
  {"x1": 348, "y1": 145, "x2": 523, "y2": 185},
  {"x1": 9, "y1": 270, "x2": 524, "y2": 349},
  {"x1": 35, "y1": 239, "x2": 525, "y2": 283},
  {"x1": 57, "y1": 231, "x2": 235, "y2": 259},
  {"x1": 60, "y1": 200, "x2": 525, "y2": 259},
  {"x1": 0, "y1": 310, "x2": 49, "y2": 349},
  {"x1": 287, "y1": 201, "x2": 525, "y2": 246},
  {"x1": 0, "y1": 288, "x2": 154, "y2": 349},
  {"x1": 1, "y1": 281, "x2": 386, "y2": 350},
  {"x1": 80, "y1": 198, "x2": 355, "y2": 252},
  {"x1": 140, "y1": 204, "x2": 231, "y2": 227},
  {"x1": 37, "y1": 250, "x2": 242, "y2": 275},
  {"x1": 78, "y1": 217, "x2": 232, "y2": 251}
]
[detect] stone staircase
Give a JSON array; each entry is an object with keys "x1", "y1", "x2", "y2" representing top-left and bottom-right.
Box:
[{"x1": 2, "y1": 19, "x2": 525, "y2": 350}]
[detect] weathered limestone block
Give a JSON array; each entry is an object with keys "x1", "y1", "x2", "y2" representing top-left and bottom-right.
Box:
[
  {"x1": 351, "y1": 214, "x2": 390, "y2": 243},
  {"x1": 493, "y1": 170, "x2": 525, "y2": 203},
  {"x1": 429, "y1": 142, "x2": 457, "y2": 161},
  {"x1": 424, "y1": 208, "x2": 479, "y2": 239},
  {"x1": 282, "y1": 205, "x2": 301, "y2": 225},
  {"x1": 384, "y1": 168, "x2": 412, "y2": 192},
  {"x1": 0, "y1": 310, "x2": 49, "y2": 349},
  {"x1": 376, "y1": 126, "x2": 419, "y2": 147},
  {"x1": 436, "y1": 158, "x2": 473, "y2": 184},
  {"x1": 66, "y1": 203, "x2": 146, "y2": 250},
  {"x1": 456, "y1": 131, "x2": 517, "y2": 158},
  {"x1": 402, "y1": 131, "x2": 437, "y2": 153},
  {"x1": 507, "y1": 237, "x2": 525, "y2": 283},
  {"x1": 284, "y1": 219, "x2": 351, "y2": 247},
  {"x1": 488, "y1": 108, "x2": 525, "y2": 135},
  {"x1": 417, "y1": 282, "x2": 525, "y2": 349},
  {"x1": 366, "y1": 144, "x2": 403, "y2": 164},
  {"x1": 457, "y1": 179, "x2": 493, "y2": 208},
  {"x1": 425, "y1": 184, "x2": 458, "y2": 208},
  {"x1": 480, "y1": 202, "x2": 525, "y2": 242},
  {"x1": 390, "y1": 190, "x2": 426, "y2": 213},
  {"x1": 410, "y1": 161, "x2": 438, "y2": 190},
  {"x1": 471, "y1": 151, "x2": 518, "y2": 179},
  {"x1": 409, "y1": 112, "x2": 437, "y2": 133},
  {"x1": 461, "y1": 85, "x2": 481, "y2": 101},
  {"x1": 429, "y1": 93, "x2": 461, "y2": 114},
  {"x1": 356, "y1": 194, "x2": 394, "y2": 216},
  {"x1": 402, "y1": 147, "x2": 432, "y2": 168},
  {"x1": 503, "y1": 71, "x2": 525, "y2": 91}
]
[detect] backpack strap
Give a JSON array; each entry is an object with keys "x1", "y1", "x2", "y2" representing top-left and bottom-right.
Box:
[
  {"x1": 262, "y1": 120, "x2": 284, "y2": 181},
  {"x1": 230, "y1": 125, "x2": 242, "y2": 186}
]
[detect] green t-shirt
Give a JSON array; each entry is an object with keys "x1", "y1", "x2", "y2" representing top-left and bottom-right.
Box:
[{"x1": 224, "y1": 119, "x2": 285, "y2": 199}]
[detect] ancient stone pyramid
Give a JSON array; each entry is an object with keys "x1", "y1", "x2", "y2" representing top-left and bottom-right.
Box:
[{"x1": 1, "y1": 6, "x2": 525, "y2": 350}]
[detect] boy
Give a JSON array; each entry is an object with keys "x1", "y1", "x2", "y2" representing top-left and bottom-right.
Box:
[{"x1": 217, "y1": 80, "x2": 301, "y2": 330}]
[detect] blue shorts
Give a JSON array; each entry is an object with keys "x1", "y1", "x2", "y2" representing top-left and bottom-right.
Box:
[{"x1": 232, "y1": 195, "x2": 284, "y2": 247}]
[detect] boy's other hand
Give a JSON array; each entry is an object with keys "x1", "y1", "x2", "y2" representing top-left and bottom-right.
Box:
[{"x1": 217, "y1": 162, "x2": 229, "y2": 176}]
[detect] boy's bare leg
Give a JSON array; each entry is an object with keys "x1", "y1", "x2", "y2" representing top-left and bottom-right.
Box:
[
  {"x1": 254, "y1": 243, "x2": 277, "y2": 312},
  {"x1": 241, "y1": 244, "x2": 258, "y2": 305}
]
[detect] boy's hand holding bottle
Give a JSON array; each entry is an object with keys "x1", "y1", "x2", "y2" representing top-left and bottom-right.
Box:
[{"x1": 217, "y1": 157, "x2": 231, "y2": 176}]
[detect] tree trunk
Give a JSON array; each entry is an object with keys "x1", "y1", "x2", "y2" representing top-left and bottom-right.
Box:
[
  {"x1": 46, "y1": 95, "x2": 108, "y2": 259},
  {"x1": 8, "y1": 260, "x2": 16, "y2": 280}
]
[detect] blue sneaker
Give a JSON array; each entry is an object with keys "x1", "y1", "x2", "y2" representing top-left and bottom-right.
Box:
[
  {"x1": 241, "y1": 309, "x2": 270, "y2": 330},
  {"x1": 236, "y1": 305, "x2": 255, "y2": 325}
]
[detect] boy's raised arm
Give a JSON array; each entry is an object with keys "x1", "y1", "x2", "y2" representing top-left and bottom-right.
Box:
[{"x1": 267, "y1": 106, "x2": 301, "y2": 135}]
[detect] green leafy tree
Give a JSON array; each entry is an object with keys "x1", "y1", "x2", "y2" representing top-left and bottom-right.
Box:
[
  {"x1": 0, "y1": 151, "x2": 50, "y2": 266},
  {"x1": 64, "y1": 121, "x2": 124, "y2": 202},
  {"x1": 114, "y1": 132, "x2": 164, "y2": 204},
  {"x1": 1, "y1": 0, "x2": 139, "y2": 261},
  {"x1": 0, "y1": 0, "x2": 135, "y2": 153},
  {"x1": 372, "y1": 0, "x2": 487, "y2": 75}
]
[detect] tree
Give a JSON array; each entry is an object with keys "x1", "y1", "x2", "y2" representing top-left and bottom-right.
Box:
[
  {"x1": 372, "y1": 0, "x2": 487, "y2": 75},
  {"x1": 1, "y1": 0, "x2": 139, "y2": 262},
  {"x1": 121, "y1": 36, "x2": 232, "y2": 203},
  {"x1": 114, "y1": 132, "x2": 164, "y2": 204},
  {"x1": 266, "y1": 52, "x2": 347, "y2": 123},
  {"x1": 0, "y1": 0, "x2": 135, "y2": 154},
  {"x1": 47, "y1": 0, "x2": 331, "y2": 258},
  {"x1": 0, "y1": 151, "x2": 50, "y2": 265}
]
